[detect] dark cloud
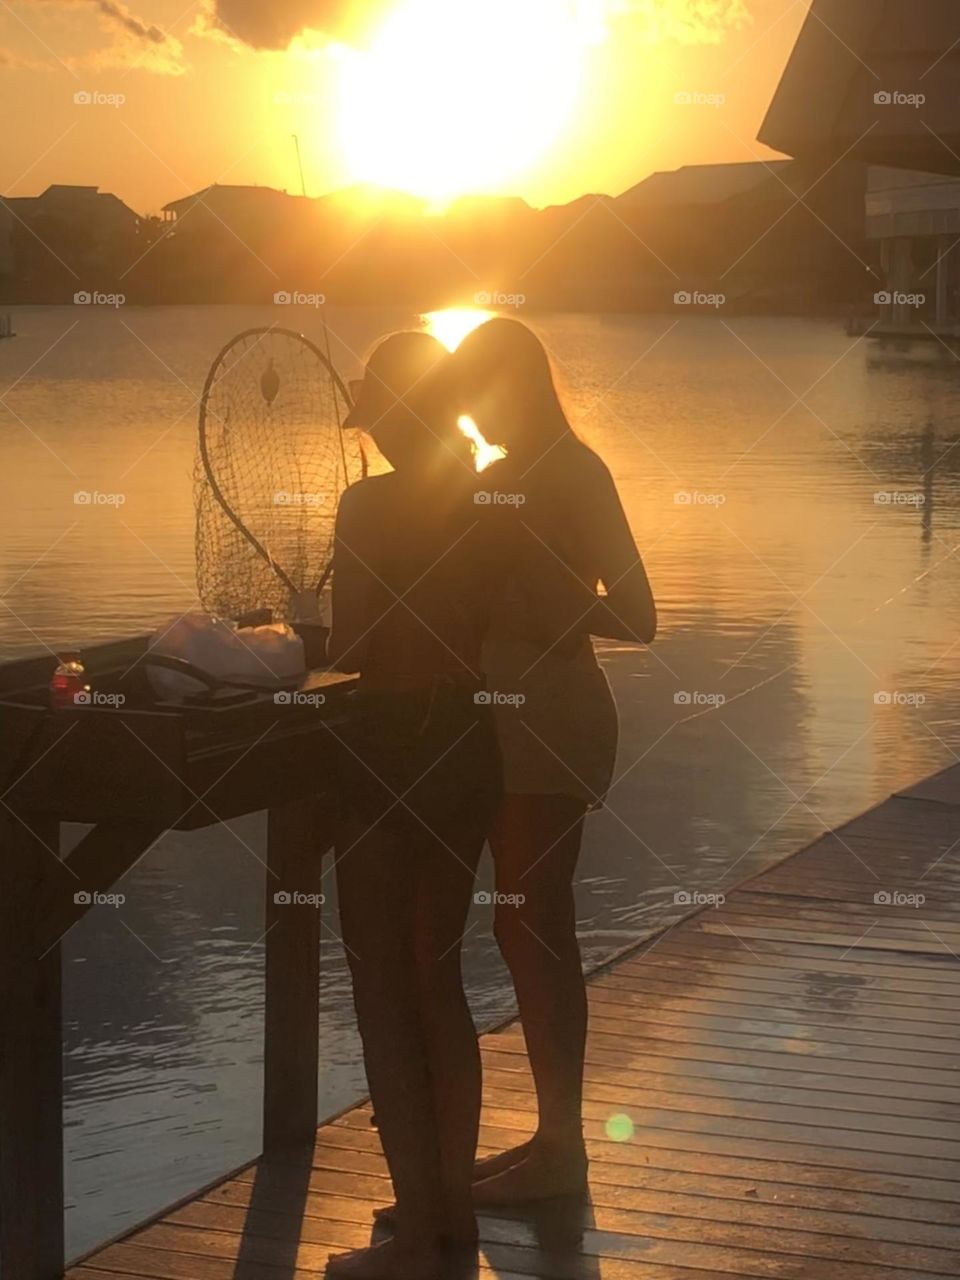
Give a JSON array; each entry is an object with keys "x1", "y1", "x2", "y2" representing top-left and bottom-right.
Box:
[
  {"x1": 90, "y1": 0, "x2": 168, "y2": 45},
  {"x1": 204, "y1": 0, "x2": 364, "y2": 50}
]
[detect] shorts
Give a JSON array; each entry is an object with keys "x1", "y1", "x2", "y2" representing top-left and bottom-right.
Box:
[{"x1": 334, "y1": 681, "x2": 502, "y2": 840}]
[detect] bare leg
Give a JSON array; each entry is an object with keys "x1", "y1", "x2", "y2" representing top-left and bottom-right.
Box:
[
  {"x1": 371, "y1": 820, "x2": 486, "y2": 1242},
  {"x1": 413, "y1": 821, "x2": 485, "y2": 1241},
  {"x1": 330, "y1": 816, "x2": 444, "y2": 1276},
  {"x1": 474, "y1": 794, "x2": 589, "y2": 1203}
]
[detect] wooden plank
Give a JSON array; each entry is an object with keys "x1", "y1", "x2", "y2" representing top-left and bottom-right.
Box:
[
  {"x1": 593, "y1": 963, "x2": 960, "y2": 1018},
  {"x1": 318, "y1": 1106, "x2": 960, "y2": 1179},
  {"x1": 0, "y1": 813, "x2": 65, "y2": 1280},
  {"x1": 585, "y1": 983, "x2": 960, "y2": 1045},
  {"x1": 66, "y1": 777, "x2": 960, "y2": 1280},
  {"x1": 623, "y1": 933, "x2": 960, "y2": 982},
  {"x1": 487, "y1": 1024, "x2": 960, "y2": 1088},
  {"x1": 198, "y1": 1169, "x2": 960, "y2": 1239},
  {"x1": 262, "y1": 798, "x2": 330, "y2": 1156},
  {"x1": 588, "y1": 976, "x2": 960, "y2": 1037},
  {"x1": 481, "y1": 1055, "x2": 960, "y2": 1123}
]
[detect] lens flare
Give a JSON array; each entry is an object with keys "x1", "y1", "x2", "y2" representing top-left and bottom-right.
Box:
[
  {"x1": 422, "y1": 307, "x2": 502, "y2": 471},
  {"x1": 605, "y1": 1112, "x2": 635, "y2": 1143}
]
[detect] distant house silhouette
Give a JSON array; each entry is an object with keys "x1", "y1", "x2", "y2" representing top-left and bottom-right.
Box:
[
  {"x1": 761, "y1": 0, "x2": 960, "y2": 174},
  {"x1": 0, "y1": 184, "x2": 141, "y2": 297},
  {"x1": 0, "y1": 199, "x2": 13, "y2": 279},
  {"x1": 162, "y1": 183, "x2": 312, "y2": 235},
  {"x1": 762, "y1": 0, "x2": 960, "y2": 331},
  {"x1": 619, "y1": 161, "x2": 792, "y2": 208}
]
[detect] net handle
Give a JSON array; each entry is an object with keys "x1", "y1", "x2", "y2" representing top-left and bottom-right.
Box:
[{"x1": 197, "y1": 326, "x2": 357, "y2": 600}]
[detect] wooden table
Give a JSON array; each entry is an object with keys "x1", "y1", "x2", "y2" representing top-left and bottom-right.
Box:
[{"x1": 0, "y1": 636, "x2": 354, "y2": 1280}]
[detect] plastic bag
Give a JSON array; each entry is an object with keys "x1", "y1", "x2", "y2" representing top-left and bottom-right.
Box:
[{"x1": 147, "y1": 613, "x2": 305, "y2": 700}]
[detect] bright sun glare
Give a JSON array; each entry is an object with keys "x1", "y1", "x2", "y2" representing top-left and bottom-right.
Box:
[
  {"x1": 335, "y1": 0, "x2": 592, "y2": 203},
  {"x1": 424, "y1": 307, "x2": 503, "y2": 471}
]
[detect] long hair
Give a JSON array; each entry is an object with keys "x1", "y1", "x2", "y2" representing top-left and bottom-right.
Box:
[{"x1": 450, "y1": 318, "x2": 574, "y2": 452}]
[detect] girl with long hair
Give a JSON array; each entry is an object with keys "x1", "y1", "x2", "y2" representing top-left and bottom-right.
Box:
[{"x1": 449, "y1": 317, "x2": 657, "y2": 1204}]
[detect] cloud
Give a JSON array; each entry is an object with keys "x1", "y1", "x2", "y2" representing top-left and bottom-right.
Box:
[
  {"x1": 0, "y1": 45, "x2": 48, "y2": 69},
  {"x1": 87, "y1": 0, "x2": 168, "y2": 45},
  {"x1": 32, "y1": 0, "x2": 186, "y2": 72},
  {"x1": 604, "y1": 0, "x2": 751, "y2": 43},
  {"x1": 194, "y1": 0, "x2": 750, "y2": 51},
  {"x1": 194, "y1": 0, "x2": 371, "y2": 51},
  {"x1": 650, "y1": 0, "x2": 752, "y2": 43}
]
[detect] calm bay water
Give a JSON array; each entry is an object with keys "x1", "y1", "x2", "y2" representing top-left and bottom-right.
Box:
[{"x1": 2, "y1": 305, "x2": 960, "y2": 1256}]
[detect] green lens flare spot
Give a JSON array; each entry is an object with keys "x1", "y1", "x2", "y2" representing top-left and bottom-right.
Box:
[{"x1": 605, "y1": 1113, "x2": 634, "y2": 1143}]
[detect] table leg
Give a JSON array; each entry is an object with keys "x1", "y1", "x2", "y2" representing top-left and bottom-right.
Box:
[
  {"x1": 262, "y1": 797, "x2": 333, "y2": 1156},
  {"x1": 0, "y1": 814, "x2": 65, "y2": 1280}
]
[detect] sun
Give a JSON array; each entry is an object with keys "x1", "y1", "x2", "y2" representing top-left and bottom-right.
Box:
[{"x1": 334, "y1": 0, "x2": 590, "y2": 204}]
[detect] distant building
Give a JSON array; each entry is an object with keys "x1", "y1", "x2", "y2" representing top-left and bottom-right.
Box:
[
  {"x1": 866, "y1": 167, "x2": 960, "y2": 331},
  {"x1": 761, "y1": 1, "x2": 960, "y2": 173},
  {"x1": 619, "y1": 161, "x2": 792, "y2": 208},
  {"x1": 0, "y1": 184, "x2": 141, "y2": 296},
  {"x1": 0, "y1": 200, "x2": 14, "y2": 278},
  {"x1": 162, "y1": 184, "x2": 312, "y2": 237},
  {"x1": 761, "y1": 0, "x2": 960, "y2": 334}
]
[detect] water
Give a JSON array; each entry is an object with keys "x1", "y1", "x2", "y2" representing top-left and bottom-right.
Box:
[{"x1": 2, "y1": 306, "x2": 960, "y2": 1257}]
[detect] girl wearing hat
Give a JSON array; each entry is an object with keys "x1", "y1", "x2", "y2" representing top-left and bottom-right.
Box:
[{"x1": 326, "y1": 331, "x2": 500, "y2": 1280}]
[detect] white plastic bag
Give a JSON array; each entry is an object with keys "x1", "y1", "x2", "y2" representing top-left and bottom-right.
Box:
[{"x1": 147, "y1": 613, "x2": 305, "y2": 700}]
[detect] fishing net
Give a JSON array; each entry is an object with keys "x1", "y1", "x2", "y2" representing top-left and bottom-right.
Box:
[{"x1": 195, "y1": 327, "x2": 365, "y2": 623}]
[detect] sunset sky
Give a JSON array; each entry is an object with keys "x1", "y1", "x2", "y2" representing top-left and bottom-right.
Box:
[{"x1": 0, "y1": 0, "x2": 809, "y2": 214}]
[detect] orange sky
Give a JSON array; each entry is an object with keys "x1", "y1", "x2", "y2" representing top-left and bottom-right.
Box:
[{"x1": 0, "y1": 1, "x2": 809, "y2": 215}]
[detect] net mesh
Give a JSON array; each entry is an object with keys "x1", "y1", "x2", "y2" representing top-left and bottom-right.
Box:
[{"x1": 195, "y1": 328, "x2": 364, "y2": 623}]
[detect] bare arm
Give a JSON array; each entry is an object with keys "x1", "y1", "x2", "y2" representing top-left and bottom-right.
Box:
[
  {"x1": 515, "y1": 457, "x2": 656, "y2": 649},
  {"x1": 327, "y1": 484, "x2": 385, "y2": 673},
  {"x1": 579, "y1": 462, "x2": 657, "y2": 644}
]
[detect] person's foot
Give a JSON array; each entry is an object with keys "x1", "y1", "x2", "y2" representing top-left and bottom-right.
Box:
[
  {"x1": 371, "y1": 1204, "x2": 478, "y2": 1248},
  {"x1": 472, "y1": 1141, "x2": 588, "y2": 1205},
  {"x1": 326, "y1": 1238, "x2": 441, "y2": 1280},
  {"x1": 472, "y1": 1140, "x2": 534, "y2": 1184}
]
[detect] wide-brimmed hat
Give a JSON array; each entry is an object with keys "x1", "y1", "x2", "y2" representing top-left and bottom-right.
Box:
[{"x1": 343, "y1": 331, "x2": 446, "y2": 430}]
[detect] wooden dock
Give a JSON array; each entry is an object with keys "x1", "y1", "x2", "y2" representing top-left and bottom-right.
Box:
[{"x1": 67, "y1": 766, "x2": 960, "y2": 1280}]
